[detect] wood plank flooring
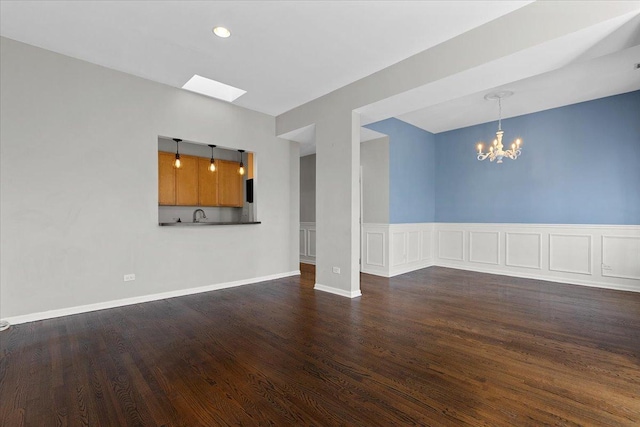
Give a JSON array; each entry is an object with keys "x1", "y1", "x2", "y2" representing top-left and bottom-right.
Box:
[{"x1": 1, "y1": 266, "x2": 639, "y2": 426}]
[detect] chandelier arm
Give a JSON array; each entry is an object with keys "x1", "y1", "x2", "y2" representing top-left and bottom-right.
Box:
[{"x1": 503, "y1": 149, "x2": 522, "y2": 160}]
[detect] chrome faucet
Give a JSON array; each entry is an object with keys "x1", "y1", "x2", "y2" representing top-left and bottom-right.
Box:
[{"x1": 193, "y1": 209, "x2": 207, "y2": 223}]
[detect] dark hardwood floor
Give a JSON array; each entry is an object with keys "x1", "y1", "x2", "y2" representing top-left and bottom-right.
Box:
[{"x1": 1, "y1": 266, "x2": 639, "y2": 426}]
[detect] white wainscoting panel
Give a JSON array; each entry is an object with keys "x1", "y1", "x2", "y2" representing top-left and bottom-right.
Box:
[
  {"x1": 438, "y1": 230, "x2": 464, "y2": 261},
  {"x1": 602, "y1": 235, "x2": 640, "y2": 280},
  {"x1": 421, "y1": 231, "x2": 433, "y2": 261},
  {"x1": 434, "y1": 223, "x2": 640, "y2": 293},
  {"x1": 391, "y1": 232, "x2": 407, "y2": 267},
  {"x1": 407, "y1": 231, "x2": 421, "y2": 263},
  {"x1": 469, "y1": 231, "x2": 500, "y2": 265},
  {"x1": 339, "y1": 222, "x2": 638, "y2": 293},
  {"x1": 549, "y1": 234, "x2": 592, "y2": 275},
  {"x1": 299, "y1": 229, "x2": 307, "y2": 256},
  {"x1": 361, "y1": 223, "x2": 434, "y2": 277},
  {"x1": 365, "y1": 232, "x2": 385, "y2": 267},
  {"x1": 308, "y1": 229, "x2": 316, "y2": 257},
  {"x1": 300, "y1": 222, "x2": 316, "y2": 265},
  {"x1": 505, "y1": 232, "x2": 542, "y2": 269},
  {"x1": 361, "y1": 224, "x2": 389, "y2": 276}
]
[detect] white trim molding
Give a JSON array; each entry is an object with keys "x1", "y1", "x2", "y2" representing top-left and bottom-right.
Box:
[
  {"x1": 4, "y1": 270, "x2": 301, "y2": 326},
  {"x1": 300, "y1": 222, "x2": 316, "y2": 265},
  {"x1": 314, "y1": 283, "x2": 362, "y2": 299}
]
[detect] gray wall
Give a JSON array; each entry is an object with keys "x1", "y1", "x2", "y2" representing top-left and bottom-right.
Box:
[
  {"x1": 0, "y1": 37, "x2": 299, "y2": 319},
  {"x1": 299, "y1": 154, "x2": 316, "y2": 222},
  {"x1": 299, "y1": 138, "x2": 389, "y2": 225},
  {"x1": 361, "y1": 137, "x2": 390, "y2": 224}
]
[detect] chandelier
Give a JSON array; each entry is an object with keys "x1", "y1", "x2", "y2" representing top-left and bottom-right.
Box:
[{"x1": 476, "y1": 91, "x2": 522, "y2": 163}]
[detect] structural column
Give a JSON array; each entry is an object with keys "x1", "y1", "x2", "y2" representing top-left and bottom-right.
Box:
[{"x1": 313, "y1": 111, "x2": 361, "y2": 298}]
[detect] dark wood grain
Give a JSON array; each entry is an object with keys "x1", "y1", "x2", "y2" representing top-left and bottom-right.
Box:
[{"x1": 1, "y1": 266, "x2": 639, "y2": 426}]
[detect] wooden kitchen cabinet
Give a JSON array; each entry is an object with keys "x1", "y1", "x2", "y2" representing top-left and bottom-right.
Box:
[
  {"x1": 217, "y1": 160, "x2": 243, "y2": 207},
  {"x1": 175, "y1": 154, "x2": 199, "y2": 206},
  {"x1": 247, "y1": 152, "x2": 254, "y2": 179},
  {"x1": 198, "y1": 157, "x2": 219, "y2": 206},
  {"x1": 158, "y1": 151, "x2": 176, "y2": 205},
  {"x1": 158, "y1": 152, "x2": 243, "y2": 207},
  {"x1": 159, "y1": 151, "x2": 199, "y2": 206}
]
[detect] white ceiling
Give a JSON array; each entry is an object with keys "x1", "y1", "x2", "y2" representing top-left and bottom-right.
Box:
[
  {"x1": 393, "y1": 12, "x2": 640, "y2": 133},
  {"x1": 1, "y1": 1, "x2": 638, "y2": 150},
  {"x1": 0, "y1": 0, "x2": 530, "y2": 116}
]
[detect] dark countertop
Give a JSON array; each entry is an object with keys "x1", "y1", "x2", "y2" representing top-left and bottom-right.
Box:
[{"x1": 159, "y1": 221, "x2": 261, "y2": 226}]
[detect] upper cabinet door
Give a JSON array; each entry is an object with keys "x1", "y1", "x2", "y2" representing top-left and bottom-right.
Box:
[
  {"x1": 218, "y1": 160, "x2": 243, "y2": 207},
  {"x1": 198, "y1": 157, "x2": 219, "y2": 207},
  {"x1": 247, "y1": 152, "x2": 254, "y2": 180},
  {"x1": 158, "y1": 152, "x2": 176, "y2": 205},
  {"x1": 176, "y1": 155, "x2": 199, "y2": 206}
]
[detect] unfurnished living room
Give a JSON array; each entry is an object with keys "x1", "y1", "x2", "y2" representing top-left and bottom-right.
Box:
[{"x1": 1, "y1": 1, "x2": 639, "y2": 426}]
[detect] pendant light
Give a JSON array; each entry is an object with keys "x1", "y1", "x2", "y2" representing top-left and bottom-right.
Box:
[
  {"x1": 238, "y1": 149, "x2": 245, "y2": 175},
  {"x1": 173, "y1": 138, "x2": 182, "y2": 168},
  {"x1": 208, "y1": 144, "x2": 217, "y2": 172}
]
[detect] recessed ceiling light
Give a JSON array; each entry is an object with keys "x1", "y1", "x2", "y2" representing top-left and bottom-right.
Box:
[
  {"x1": 212, "y1": 26, "x2": 231, "y2": 38},
  {"x1": 182, "y1": 75, "x2": 246, "y2": 102}
]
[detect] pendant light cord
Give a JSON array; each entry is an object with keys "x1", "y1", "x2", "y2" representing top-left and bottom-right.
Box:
[{"x1": 498, "y1": 97, "x2": 502, "y2": 131}]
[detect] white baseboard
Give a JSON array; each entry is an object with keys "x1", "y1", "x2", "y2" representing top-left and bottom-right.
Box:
[
  {"x1": 314, "y1": 283, "x2": 362, "y2": 298},
  {"x1": 435, "y1": 261, "x2": 640, "y2": 293},
  {"x1": 389, "y1": 259, "x2": 435, "y2": 277},
  {"x1": 362, "y1": 260, "x2": 435, "y2": 278},
  {"x1": 3, "y1": 270, "x2": 301, "y2": 326},
  {"x1": 300, "y1": 259, "x2": 316, "y2": 265}
]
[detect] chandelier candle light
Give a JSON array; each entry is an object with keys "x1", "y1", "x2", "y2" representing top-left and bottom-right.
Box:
[{"x1": 477, "y1": 91, "x2": 522, "y2": 163}]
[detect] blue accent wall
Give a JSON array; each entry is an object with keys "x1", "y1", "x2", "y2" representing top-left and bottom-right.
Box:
[
  {"x1": 435, "y1": 91, "x2": 640, "y2": 224},
  {"x1": 365, "y1": 118, "x2": 436, "y2": 223}
]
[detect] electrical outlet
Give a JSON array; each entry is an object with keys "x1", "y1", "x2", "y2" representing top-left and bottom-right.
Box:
[
  {"x1": 332, "y1": 267, "x2": 340, "y2": 274},
  {"x1": 123, "y1": 274, "x2": 136, "y2": 282}
]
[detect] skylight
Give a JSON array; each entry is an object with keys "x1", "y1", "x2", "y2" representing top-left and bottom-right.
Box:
[{"x1": 181, "y1": 75, "x2": 246, "y2": 102}]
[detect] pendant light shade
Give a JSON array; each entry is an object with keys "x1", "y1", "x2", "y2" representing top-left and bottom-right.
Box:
[
  {"x1": 208, "y1": 144, "x2": 216, "y2": 172},
  {"x1": 173, "y1": 138, "x2": 182, "y2": 168},
  {"x1": 238, "y1": 149, "x2": 245, "y2": 176}
]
